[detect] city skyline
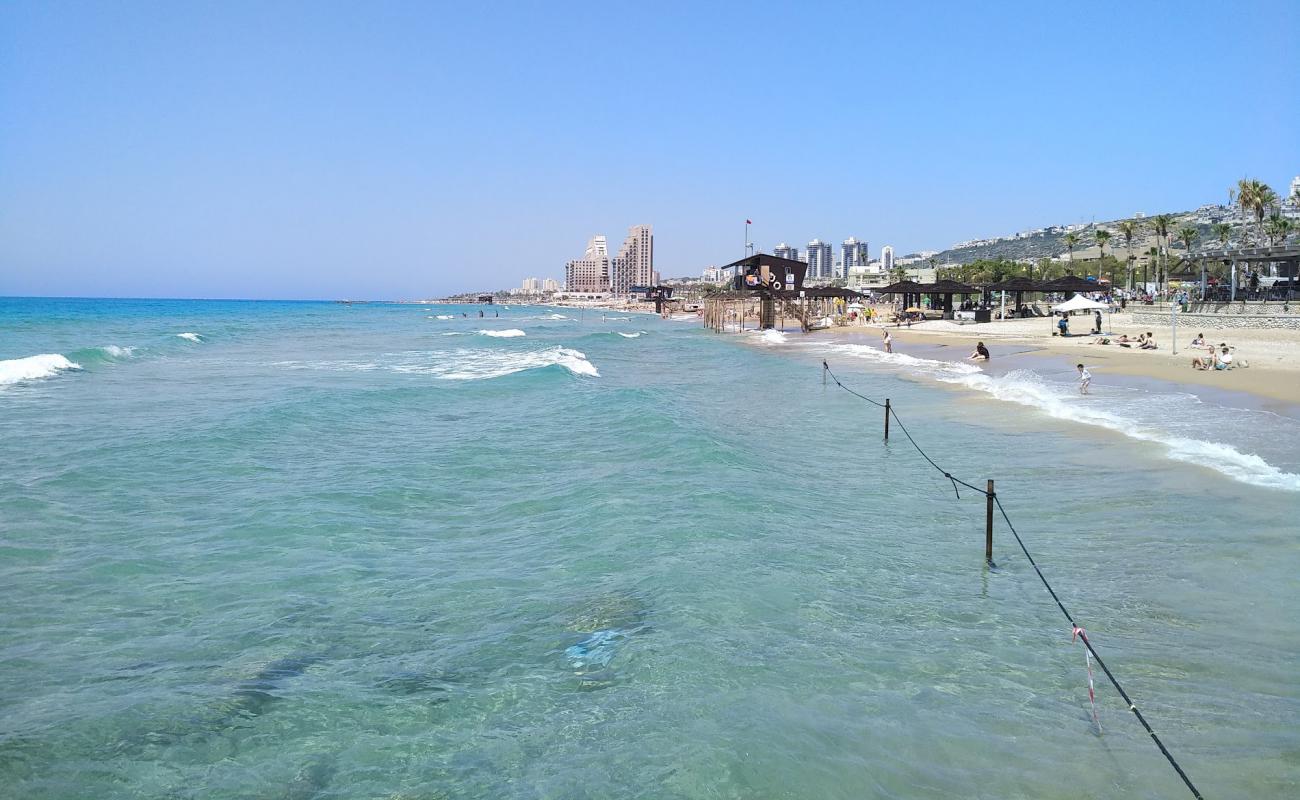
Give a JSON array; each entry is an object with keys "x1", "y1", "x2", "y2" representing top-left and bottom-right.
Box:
[{"x1": 1, "y1": 2, "x2": 1296, "y2": 299}]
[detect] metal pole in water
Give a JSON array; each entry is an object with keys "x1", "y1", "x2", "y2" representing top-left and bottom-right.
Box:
[
  {"x1": 985, "y1": 479, "x2": 995, "y2": 564},
  {"x1": 884, "y1": 399, "x2": 890, "y2": 441}
]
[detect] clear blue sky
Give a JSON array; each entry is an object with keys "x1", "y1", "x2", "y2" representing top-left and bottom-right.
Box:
[{"x1": 2, "y1": 1, "x2": 1296, "y2": 299}]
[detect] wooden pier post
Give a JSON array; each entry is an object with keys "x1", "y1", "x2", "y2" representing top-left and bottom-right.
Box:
[
  {"x1": 985, "y1": 479, "x2": 995, "y2": 564},
  {"x1": 884, "y1": 398, "x2": 890, "y2": 441}
]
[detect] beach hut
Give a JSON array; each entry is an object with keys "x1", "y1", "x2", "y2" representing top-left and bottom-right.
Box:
[{"x1": 719, "y1": 253, "x2": 810, "y2": 329}]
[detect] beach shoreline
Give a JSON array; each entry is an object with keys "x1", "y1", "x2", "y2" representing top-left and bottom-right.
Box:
[{"x1": 797, "y1": 313, "x2": 1300, "y2": 407}]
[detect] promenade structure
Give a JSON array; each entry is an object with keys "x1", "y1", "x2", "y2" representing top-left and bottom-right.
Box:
[
  {"x1": 611, "y1": 224, "x2": 655, "y2": 295},
  {"x1": 565, "y1": 235, "x2": 611, "y2": 293},
  {"x1": 806, "y1": 238, "x2": 834, "y2": 280}
]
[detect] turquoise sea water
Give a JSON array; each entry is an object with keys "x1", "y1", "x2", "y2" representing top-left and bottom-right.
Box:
[{"x1": 2, "y1": 297, "x2": 1297, "y2": 799}]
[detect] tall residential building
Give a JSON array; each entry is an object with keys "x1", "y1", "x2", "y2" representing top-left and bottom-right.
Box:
[
  {"x1": 520, "y1": 277, "x2": 541, "y2": 293},
  {"x1": 773, "y1": 242, "x2": 799, "y2": 261},
  {"x1": 806, "y1": 238, "x2": 834, "y2": 279},
  {"x1": 611, "y1": 224, "x2": 654, "y2": 294},
  {"x1": 881, "y1": 245, "x2": 895, "y2": 274},
  {"x1": 542, "y1": 278, "x2": 559, "y2": 292},
  {"x1": 565, "y1": 234, "x2": 611, "y2": 293},
  {"x1": 841, "y1": 237, "x2": 869, "y2": 279}
]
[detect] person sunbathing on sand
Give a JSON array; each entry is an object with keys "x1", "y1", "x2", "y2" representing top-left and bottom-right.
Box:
[
  {"x1": 1213, "y1": 347, "x2": 1234, "y2": 370},
  {"x1": 1139, "y1": 332, "x2": 1158, "y2": 350}
]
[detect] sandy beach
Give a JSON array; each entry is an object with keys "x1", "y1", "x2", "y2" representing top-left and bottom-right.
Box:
[{"x1": 801, "y1": 312, "x2": 1300, "y2": 407}]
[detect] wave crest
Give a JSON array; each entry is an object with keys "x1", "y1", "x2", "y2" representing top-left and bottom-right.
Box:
[
  {"x1": 478, "y1": 329, "x2": 525, "y2": 338},
  {"x1": 0, "y1": 353, "x2": 82, "y2": 387},
  {"x1": 177, "y1": 332, "x2": 203, "y2": 343}
]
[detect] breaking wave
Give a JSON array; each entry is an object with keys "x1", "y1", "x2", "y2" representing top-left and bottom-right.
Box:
[
  {"x1": 939, "y1": 369, "x2": 1300, "y2": 492},
  {"x1": 0, "y1": 353, "x2": 82, "y2": 387},
  {"x1": 177, "y1": 332, "x2": 203, "y2": 343},
  {"x1": 828, "y1": 344, "x2": 1299, "y2": 492},
  {"x1": 435, "y1": 315, "x2": 455, "y2": 320},
  {"x1": 753, "y1": 329, "x2": 788, "y2": 345},
  {"x1": 277, "y1": 346, "x2": 599, "y2": 380},
  {"x1": 478, "y1": 329, "x2": 525, "y2": 338},
  {"x1": 616, "y1": 331, "x2": 646, "y2": 338}
]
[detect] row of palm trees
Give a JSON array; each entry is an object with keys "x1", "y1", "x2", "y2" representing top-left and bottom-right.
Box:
[{"x1": 1059, "y1": 178, "x2": 1297, "y2": 292}]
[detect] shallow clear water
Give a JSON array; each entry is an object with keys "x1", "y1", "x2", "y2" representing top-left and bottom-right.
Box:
[{"x1": 2, "y1": 298, "x2": 1297, "y2": 799}]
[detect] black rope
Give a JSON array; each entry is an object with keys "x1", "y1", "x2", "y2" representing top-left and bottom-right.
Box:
[{"x1": 823, "y1": 361, "x2": 1205, "y2": 800}]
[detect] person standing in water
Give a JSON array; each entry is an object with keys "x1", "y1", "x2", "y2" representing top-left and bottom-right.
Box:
[
  {"x1": 1077, "y1": 363, "x2": 1091, "y2": 395},
  {"x1": 882, "y1": 330, "x2": 893, "y2": 353}
]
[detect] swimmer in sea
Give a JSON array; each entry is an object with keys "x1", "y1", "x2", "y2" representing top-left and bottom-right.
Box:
[{"x1": 968, "y1": 341, "x2": 990, "y2": 361}]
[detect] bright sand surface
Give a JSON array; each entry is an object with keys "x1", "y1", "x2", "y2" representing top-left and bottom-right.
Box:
[{"x1": 808, "y1": 312, "x2": 1300, "y2": 407}]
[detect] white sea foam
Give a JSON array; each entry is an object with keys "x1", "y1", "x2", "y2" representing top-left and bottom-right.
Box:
[
  {"x1": 542, "y1": 313, "x2": 569, "y2": 320},
  {"x1": 177, "y1": 332, "x2": 203, "y2": 343},
  {"x1": 829, "y1": 343, "x2": 981, "y2": 377},
  {"x1": 99, "y1": 345, "x2": 137, "y2": 358},
  {"x1": 478, "y1": 329, "x2": 526, "y2": 338},
  {"x1": 828, "y1": 343, "x2": 1299, "y2": 491},
  {"x1": 937, "y1": 369, "x2": 1300, "y2": 492},
  {"x1": 0, "y1": 353, "x2": 82, "y2": 387},
  {"x1": 754, "y1": 329, "x2": 788, "y2": 345},
  {"x1": 278, "y1": 346, "x2": 599, "y2": 380},
  {"x1": 427, "y1": 347, "x2": 597, "y2": 379},
  {"x1": 435, "y1": 315, "x2": 455, "y2": 320},
  {"x1": 616, "y1": 331, "x2": 646, "y2": 339}
]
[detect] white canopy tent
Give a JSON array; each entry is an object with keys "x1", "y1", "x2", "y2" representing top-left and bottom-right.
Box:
[{"x1": 1051, "y1": 294, "x2": 1109, "y2": 313}]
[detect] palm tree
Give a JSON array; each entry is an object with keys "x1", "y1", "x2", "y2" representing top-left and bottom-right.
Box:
[
  {"x1": 1116, "y1": 220, "x2": 1138, "y2": 290},
  {"x1": 1149, "y1": 214, "x2": 1173, "y2": 293},
  {"x1": 1094, "y1": 229, "x2": 1112, "y2": 282},
  {"x1": 1062, "y1": 232, "x2": 1080, "y2": 273},
  {"x1": 1237, "y1": 178, "x2": 1279, "y2": 245},
  {"x1": 1176, "y1": 225, "x2": 1198, "y2": 264},
  {"x1": 1264, "y1": 211, "x2": 1295, "y2": 246},
  {"x1": 1211, "y1": 222, "x2": 1233, "y2": 249}
]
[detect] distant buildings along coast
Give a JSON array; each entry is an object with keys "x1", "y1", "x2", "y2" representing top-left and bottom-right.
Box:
[{"x1": 562, "y1": 225, "x2": 654, "y2": 298}]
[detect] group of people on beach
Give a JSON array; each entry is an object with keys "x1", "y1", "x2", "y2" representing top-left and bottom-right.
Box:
[
  {"x1": 1188, "y1": 334, "x2": 1241, "y2": 371},
  {"x1": 1093, "y1": 331, "x2": 1159, "y2": 349}
]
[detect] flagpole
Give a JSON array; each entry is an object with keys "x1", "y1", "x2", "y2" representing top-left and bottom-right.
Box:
[{"x1": 745, "y1": 220, "x2": 749, "y2": 258}]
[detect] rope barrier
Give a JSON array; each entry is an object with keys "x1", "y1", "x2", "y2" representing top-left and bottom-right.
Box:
[{"x1": 822, "y1": 360, "x2": 1205, "y2": 800}]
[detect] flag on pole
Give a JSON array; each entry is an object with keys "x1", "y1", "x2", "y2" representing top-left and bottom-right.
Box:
[{"x1": 746, "y1": 219, "x2": 752, "y2": 225}]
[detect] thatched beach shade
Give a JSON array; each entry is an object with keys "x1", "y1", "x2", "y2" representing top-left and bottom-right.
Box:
[
  {"x1": 914, "y1": 279, "x2": 980, "y2": 314},
  {"x1": 877, "y1": 280, "x2": 925, "y2": 295},
  {"x1": 1041, "y1": 275, "x2": 1103, "y2": 294},
  {"x1": 877, "y1": 280, "x2": 927, "y2": 313},
  {"x1": 984, "y1": 276, "x2": 1044, "y2": 316}
]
